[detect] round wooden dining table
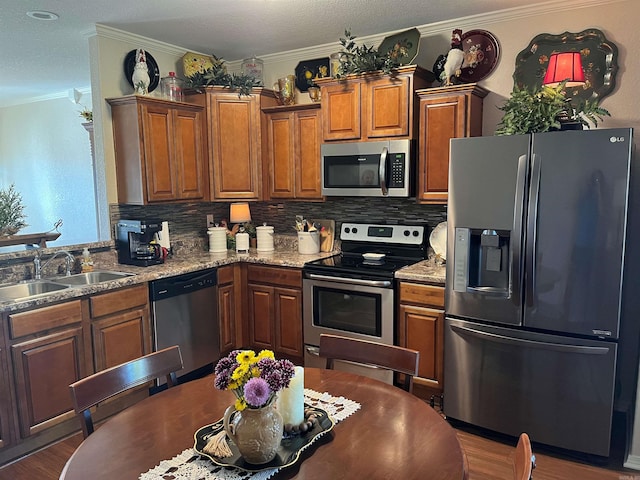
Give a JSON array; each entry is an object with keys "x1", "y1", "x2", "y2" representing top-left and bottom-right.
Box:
[{"x1": 60, "y1": 368, "x2": 465, "y2": 479}]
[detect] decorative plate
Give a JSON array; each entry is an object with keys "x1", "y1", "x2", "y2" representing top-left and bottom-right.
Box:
[
  {"x1": 378, "y1": 27, "x2": 420, "y2": 65},
  {"x1": 459, "y1": 30, "x2": 500, "y2": 83},
  {"x1": 194, "y1": 404, "x2": 335, "y2": 473},
  {"x1": 513, "y1": 28, "x2": 618, "y2": 104},
  {"x1": 430, "y1": 221, "x2": 447, "y2": 260},
  {"x1": 295, "y1": 58, "x2": 330, "y2": 92},
  {"x1": 123, "y1": 49, "x2": 160, "y2": 93}
]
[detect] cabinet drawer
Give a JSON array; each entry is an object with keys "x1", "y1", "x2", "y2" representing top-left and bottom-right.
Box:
[
  {"x1": 90, "y1": 284, "x2": 148, "y2": 318},
  {"x1": 9, "y1": 300, "x2": 83, "y2": 339},
  {"x1": 247, "y1": 265, "x2": 301, "y2": 288},
  {"x1": 218, "y1": 265, "x2": 234, "y2": 285},
  {"x1": 399, "y1": 282, "x2": 444, "y2": 308}
]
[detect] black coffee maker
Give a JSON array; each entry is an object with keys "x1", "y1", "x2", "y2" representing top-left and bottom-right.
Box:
[{"x1": 116, "y1": 219, "x2": 164, "y2": 266}]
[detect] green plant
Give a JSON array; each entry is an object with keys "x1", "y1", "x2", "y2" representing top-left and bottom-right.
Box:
[
  {"x1": 496, "y1": 81, "x2": 610, "y2": 135},
  {"x1": 335, "y1": 30, "x2": 406, "y2": 77},
  {"x1": 0, "y1": 183, "x2": 28, "y2": 235},
  {"x1": 186, "y1": 57, "x2": 260, "y2": 96}
]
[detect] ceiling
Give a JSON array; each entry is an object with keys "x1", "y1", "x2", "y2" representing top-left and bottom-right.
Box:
[{"x1": 1, "y1": 0, "x2": 537, "y2": 106}]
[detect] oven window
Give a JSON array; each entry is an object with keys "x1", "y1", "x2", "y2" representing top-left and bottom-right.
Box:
[{"x1": 313, "y1": 286, "x2": 381, "y2": 337}]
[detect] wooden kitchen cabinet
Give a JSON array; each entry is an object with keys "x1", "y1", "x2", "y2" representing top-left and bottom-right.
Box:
[
  {"x1": 246, "y1": 265, "x2": 303, "y2": 362},
  {"x1": 397, "y1": 282, "x2": 445, "y2": 401},
  {"x1": 7, "y1": 301, "x2": 87, "y2": 438},
  {"x1": 218, "y1": 264, "x2": 242, "y2": 354},
  {"x1": 416, "y1": 84, "x2": 488, "y2": 203},
  {"x1": 186, "y1": 87, "x2": 279, "y2": 200},
  {"x1": 263, "y1": 103, "x2": 323, "y2": 200},
  {"x1": 89, "y1": 284, "x2": 151, "y2": 372},
  {"x1": 315, "y1": 65, "x2": 434, "y2": 142},
  {"x1": 108, "y1": 95, "x2": 208, "y2": 204}
]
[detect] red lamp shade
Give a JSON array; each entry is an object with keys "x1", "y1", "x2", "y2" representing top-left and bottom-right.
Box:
[{"x1": 542, "y1": 52, "x2": 586, "y2": 87}]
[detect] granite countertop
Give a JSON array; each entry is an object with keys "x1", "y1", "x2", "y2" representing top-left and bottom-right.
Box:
[
  {"x1": 395, "y1": 259, "x2": 446, "y2": 285},
  {"x1": 0, "y1": 249, "x2": 446, "y2": 313},
  {"x1": 0, "y1": 248, "x2": 337, "y2": 313}
]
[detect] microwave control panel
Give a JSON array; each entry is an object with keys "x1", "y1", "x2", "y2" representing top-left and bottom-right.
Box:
[{"x1": 389, "y1": 154, "x2": 406, "y2": 187}]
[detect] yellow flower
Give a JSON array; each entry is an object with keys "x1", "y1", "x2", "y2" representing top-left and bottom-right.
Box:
[
  {"x1": 235, "y1": 398, "x2": 247, "y2": 411},
  {"x1": 232, "y1": 363, "x2": 249, "y2": 380},
  {"x1": 236, "y1": 350, "x2": 256, "y2": 365},
  {"x1": 250, "y1": 366, "x2": 261, "y2": 377},
  {"x1": 256, "y1": 350, "x2": 275, "y2": 361}
]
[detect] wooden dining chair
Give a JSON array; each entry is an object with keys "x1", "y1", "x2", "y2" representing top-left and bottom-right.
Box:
[
  {"x1": 514, "y1": 432, "x2": 536, "y2": 480},
  {"x1": 69, "y1": 345, "x2": 183, "y2": 438},
  {"x1": 318, "y1": 333, "x2": 420, "y2": 392}
]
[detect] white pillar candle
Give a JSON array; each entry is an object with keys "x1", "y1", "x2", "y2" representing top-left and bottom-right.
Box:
[{"x1": 277, "y1": 366, "x2": 305, "y2": 426}]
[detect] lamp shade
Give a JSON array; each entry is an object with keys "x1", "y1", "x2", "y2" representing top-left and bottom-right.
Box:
[
  {"x1": 542, "y1": 52, "x2": 585, "y2": 87},
  {"x1": 230, "y1": 202, "x2": 252, "y2": 223}
]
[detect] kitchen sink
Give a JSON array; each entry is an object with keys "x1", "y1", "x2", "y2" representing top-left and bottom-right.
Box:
[
  {"x1": 51, "y1": 270, "x2": 135, "y2": 286},
  {"x1": 0, "y1": 280, "x2": 70, "y2": 302}
]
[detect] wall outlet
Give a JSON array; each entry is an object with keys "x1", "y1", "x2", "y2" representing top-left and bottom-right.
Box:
[{"x1": 206, "y1": 214, "x2": 215, "y2": 228}]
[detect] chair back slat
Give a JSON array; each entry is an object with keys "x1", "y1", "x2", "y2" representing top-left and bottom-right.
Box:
[
  {"x1": 69, "y1": 345, "x2": 183, "y2": 438},
  {"x1": 319, "y1": 334, "x2": 419, "y2": 392}
]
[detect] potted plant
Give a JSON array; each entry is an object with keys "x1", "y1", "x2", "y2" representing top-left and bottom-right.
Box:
[
  {"x1": 0, "y1": 183, "x2": 28, "y2": 236},
  {"x1": 496, "y1": 81, "x2": 610, "y2": 135},
  {"x1": 185, "y1": 55, "x2": 260, "y2": 96},
  {"x1": 334, "y1": 30, "x2": 407, "y2": 77}
]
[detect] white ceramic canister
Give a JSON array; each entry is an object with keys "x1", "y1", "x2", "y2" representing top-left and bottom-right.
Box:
[
  {"x1": 208, "y1": 227, "x2": 227, "y2": 253},
  {"x1": 297, "y1": 231, "x2": 320, "y2": 255},
  {"x1": 256, "y1": 225, "x2": 275, "y2": 252}
]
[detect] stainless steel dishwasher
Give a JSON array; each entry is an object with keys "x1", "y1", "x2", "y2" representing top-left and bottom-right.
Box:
[{"x1": 150, "y1": 268, "x2": 219, "y2": 384}]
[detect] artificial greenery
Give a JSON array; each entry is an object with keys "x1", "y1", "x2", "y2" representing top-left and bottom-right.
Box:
[
  {"x1": 185, "y1": 57, "x2": 260, "y2": 97},
  {"x1": 496, "y1": 81, "x2": 611, "y2": 135},
  {"x1": 335, "y1": 30, "x2": 406, "y2": 78},
  {"x1": 0, "y1": 183, "x2": 28, "y2": 235}
]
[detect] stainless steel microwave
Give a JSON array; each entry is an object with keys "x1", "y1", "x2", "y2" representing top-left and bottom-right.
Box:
[{"x1": 321, "y1": 139, "x2": 414, "y2": 197}]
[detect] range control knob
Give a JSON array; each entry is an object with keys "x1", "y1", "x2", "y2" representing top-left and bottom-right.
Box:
[
  {"x1": 413, "y1": 230, "x2": 420, "y2": 237},
  {"x1": 403, "y1": 230, "x2": 410, "y2": 236},
  {"x1": 352, "y1": 227, "x2": 358, "y2": 234},
  {"x1": 344, "y1": 227, "x2": 350, "y2": 234}
]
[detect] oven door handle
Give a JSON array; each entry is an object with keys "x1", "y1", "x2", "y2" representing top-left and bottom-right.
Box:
[
  {"x1": 307, "y1": 273, "x2": 392, "y2": 287},
  {"x1": 305, "y1": 345, "x2": 386, "y2": 371}
]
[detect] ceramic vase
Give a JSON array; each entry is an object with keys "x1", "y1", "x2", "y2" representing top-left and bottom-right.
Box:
[{"x1": 223, "y1": 400, "x2": 283, "y2": 464}]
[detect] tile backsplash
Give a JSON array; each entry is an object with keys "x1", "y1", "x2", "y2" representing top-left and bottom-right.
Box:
[{"x1": 110, "y1": 198, "x2": 447, "y2": 255}]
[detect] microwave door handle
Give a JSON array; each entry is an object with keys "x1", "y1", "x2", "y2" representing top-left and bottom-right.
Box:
[{"x1": 379, "y1": 146, "x2": 388, "y2": 196}]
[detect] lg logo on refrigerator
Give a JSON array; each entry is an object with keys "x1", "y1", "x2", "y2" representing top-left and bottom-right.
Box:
[{"x1": 610, "y1": 136, "x2": 625, "y2": 143}]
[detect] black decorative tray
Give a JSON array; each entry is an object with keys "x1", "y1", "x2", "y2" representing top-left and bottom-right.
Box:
[{"x1": 194, "y1": 404, "x2": 334, "y2": 472}]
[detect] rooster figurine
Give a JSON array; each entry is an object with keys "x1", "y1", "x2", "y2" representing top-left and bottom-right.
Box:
[
  {"x1": 441, "y1": 29, "x2": 465, "y2": 86},
  {"x1": 132, "y1": 49, "x2": 150, "y2": 95}
]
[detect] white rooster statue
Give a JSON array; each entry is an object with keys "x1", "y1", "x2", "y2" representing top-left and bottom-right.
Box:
[
  {"x1": 441, "y1": 29, "x2": 465, "y2": 86},
  {"x1": 132, "y1": 49, "x2": 150, "y2": 95}
]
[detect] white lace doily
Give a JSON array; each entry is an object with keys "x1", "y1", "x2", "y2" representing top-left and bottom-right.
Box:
[{"x1": 139, "y1": 389, "x2": 361, "y2": 480}]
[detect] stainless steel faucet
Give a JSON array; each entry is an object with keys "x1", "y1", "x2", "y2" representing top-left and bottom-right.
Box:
[{"x1": 34, "y1": 250, "x2": 75, "y2": 280}]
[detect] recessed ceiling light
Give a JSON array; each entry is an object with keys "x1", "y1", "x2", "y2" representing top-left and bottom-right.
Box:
[{"x1": 26, "y1": 10, "x2": 59, "y2": 21}]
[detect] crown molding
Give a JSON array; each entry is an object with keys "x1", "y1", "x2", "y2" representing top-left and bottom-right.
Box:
[{"x1": 93, "y1": 24, "x2": 203, "y2": 57}]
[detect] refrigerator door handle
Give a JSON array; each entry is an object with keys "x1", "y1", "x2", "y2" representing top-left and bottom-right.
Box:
[
  {"x1": 511, "y1": 154, "x2": 528, "y2": 307},
  {"x1": 450, "y1": 324, "x2": 610, "y2": 355},
  {"x1": 525, "y1": 153, "x2": 542, "y2": 307}
]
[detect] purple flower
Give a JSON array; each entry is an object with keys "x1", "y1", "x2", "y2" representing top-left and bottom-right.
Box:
[{"x1": 244, "y1": 377, "x2": 271, "y2": 407}]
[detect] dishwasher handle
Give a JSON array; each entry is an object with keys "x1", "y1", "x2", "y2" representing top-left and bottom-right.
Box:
[{"x1": 150, "y1": 268, "x2": 218, "y2": 301}]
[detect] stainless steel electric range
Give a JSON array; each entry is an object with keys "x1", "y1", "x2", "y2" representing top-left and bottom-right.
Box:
[{"x1": 302, "y1": 222, "x2": 428, "y2": 383}]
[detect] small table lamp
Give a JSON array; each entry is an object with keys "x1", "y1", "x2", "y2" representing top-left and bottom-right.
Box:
[
  {"x1": 542, "y1": 52, "x2": 586, "y2": 87},
  {"x1": 230, "y1": 202, "x2": 251, "y2": 253}
]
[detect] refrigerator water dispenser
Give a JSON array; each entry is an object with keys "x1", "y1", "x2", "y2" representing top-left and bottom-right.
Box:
[{"x1": 453, "y1": 227, "x2": 510, "y2": 295}]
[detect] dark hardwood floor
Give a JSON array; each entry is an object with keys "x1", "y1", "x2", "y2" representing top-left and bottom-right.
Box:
[{"x1": 0, "y1": 424, "x2": 636, "y2": 479}]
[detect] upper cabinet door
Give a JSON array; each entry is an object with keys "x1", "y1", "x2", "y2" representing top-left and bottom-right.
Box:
[
  {"x1": 140, "y1": 103, "x2": 177, "y2": 202},
  {"x1": 266, "y1": 111, "x2": 295, "y2": 199},
  {"x1": 294, "y1": 108, "x2": 322, "y2": 199},
  {"x1": 364, "y1": 76, "x2": 410, "y2": 139},
  {"x1": 321, "y1": 82, "x2": 361, "y2": 141},
  {"x1": 173, "y1": 108, "x2": 207, "y2": 200}
]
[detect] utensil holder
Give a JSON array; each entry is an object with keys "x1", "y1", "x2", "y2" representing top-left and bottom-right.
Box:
[{"x1": 298, "y1": 232, "x2": 320, "y2": 254}]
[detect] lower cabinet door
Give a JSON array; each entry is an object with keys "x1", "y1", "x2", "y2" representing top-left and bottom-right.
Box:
[
  {"x1": 92, "y1": 308, "x2": 150, "y2": 371},
  {"x1": 11, "y1": 327, "x2": 86, "y2": 437}
]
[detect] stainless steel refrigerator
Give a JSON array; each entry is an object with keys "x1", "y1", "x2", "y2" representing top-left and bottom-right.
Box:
[{"x1": 444, "y1": 128, "x2": 638, "y2": 457}]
